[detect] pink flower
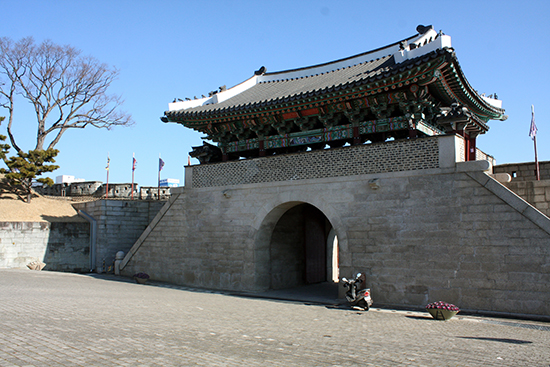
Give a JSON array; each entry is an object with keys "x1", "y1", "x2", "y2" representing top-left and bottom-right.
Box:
[{"x1": 426, "y1": 301, "x2": 459, "y2": 312}]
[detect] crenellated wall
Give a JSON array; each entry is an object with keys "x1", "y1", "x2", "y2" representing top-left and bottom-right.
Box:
[{"x1": 494, "y1": 161, "x2": 550, "y2": 181}]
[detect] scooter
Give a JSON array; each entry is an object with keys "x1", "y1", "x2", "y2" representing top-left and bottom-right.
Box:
[{"x1": 341, "y1": 273, "x2": 373, "y2": 311}]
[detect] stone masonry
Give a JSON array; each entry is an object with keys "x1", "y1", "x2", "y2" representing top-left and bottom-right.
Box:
[
  {"x1": 493, "y1": 161, "x2": 550, "y2": 217},
  {"x1": 499, "y1": 180, "x2": 550, "y2": 217},
  {"x1": 121, "y1": 134, "x2": 550, "y2": 317},
  {"x1": 0, "y1": 221, "x2": 90, "y2": 271},
  {"x1": 73, "y1": 200, "x2": 165, "y2": 271},
  {"x1": 494, "y1": 160, "x2": 550, "y2": 181}
]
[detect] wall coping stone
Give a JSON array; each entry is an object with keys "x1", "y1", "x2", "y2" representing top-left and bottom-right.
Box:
[
  {"x1": 467, "y1": 170, "x2": 550, "y2": 234},
  {"x1": 120, "y1": 192, "x2": 182, "y2": 270}
]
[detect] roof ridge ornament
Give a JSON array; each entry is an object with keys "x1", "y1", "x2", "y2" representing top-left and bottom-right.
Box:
[
  {"x1": 255, "y1": 66, "x2": 267, "y2": 75},
  {"x1": 416, "y1": 24, "x2": 433, "y2": 35}
]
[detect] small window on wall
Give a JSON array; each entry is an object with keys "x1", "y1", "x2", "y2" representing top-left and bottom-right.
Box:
[{"x1": 512, "y1": 171, "x2": 517, "y2": 178}]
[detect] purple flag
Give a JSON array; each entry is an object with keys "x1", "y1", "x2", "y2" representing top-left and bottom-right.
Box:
[{"x1": 159, "y1": 157, "x2": 165, "y2": 171}]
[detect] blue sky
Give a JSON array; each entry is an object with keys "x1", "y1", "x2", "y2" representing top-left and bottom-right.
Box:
[{"x1": 2, "y1": 0, "x2": 549, "y2": 186}]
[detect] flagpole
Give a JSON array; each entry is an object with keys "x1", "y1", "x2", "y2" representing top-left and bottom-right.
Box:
[
  {"x1": 105, "y1": 153, "x2": 110, "y2": 199},
  {"x1": 533, "y1": 136, "x2": 540, "y2": 181},
  {"x1": 531, "y1": 105, "x2": 540, "y2": 181},
  {"x1": 158, "y1": 154, "x2": 161, "y2": 201},
  {"x1": 131, "y1": 152, "x2": 135, "y2": 200},
  {"x1": 534, "y1": 135, "x2": 540, "y2": 181}
]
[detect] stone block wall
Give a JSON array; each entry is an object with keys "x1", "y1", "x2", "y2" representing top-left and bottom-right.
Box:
[
  {"x1": 494, "y1": 161, "x2": 550, "y2": 181},
  {"x1": 0, "y1": 221, "x2": 90, "y2": 272},
  {"x1": 501, "y1": 180, "x2": 550, "y2": 217},
  {"x1": 36, "y1": 181, "x2": 152, "y2": 199},
  {"x1": 69, "y1": 181, "x2": 103, "y2": 196},
  {"x1": 121, "y1": 135, "x2": 550, "y2": 317},
  {"x1": 73, "y1": 200, "x2": 165, "y2": 271},
  {"x1": 139, "y1": 187, "x2": 171, "y2": 200}
]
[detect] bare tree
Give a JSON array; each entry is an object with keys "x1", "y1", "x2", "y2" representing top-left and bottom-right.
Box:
[{"x1": 0, "y1": 37, "x2": 133, "y2": 153}]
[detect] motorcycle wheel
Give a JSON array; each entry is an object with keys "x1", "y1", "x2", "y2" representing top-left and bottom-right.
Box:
[{"x1": 360, "y1": 299, "x2": 369, "y2": 311}]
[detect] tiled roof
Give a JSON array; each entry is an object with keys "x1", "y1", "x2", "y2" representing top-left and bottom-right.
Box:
[
  {"x1": 165, "y1": 27, "x2": 505, "y2": 123},
  {"x1": 186, "y1": 55, "x2": 394, "y2": 114}
]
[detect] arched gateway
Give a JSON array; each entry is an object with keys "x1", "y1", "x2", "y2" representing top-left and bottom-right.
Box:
[
  {"x1": 120, "y1": 26, "x2": 550, "y2": 317},
  {"x1": 252, "y1": 199, "x2": 345, "y2": 292}
]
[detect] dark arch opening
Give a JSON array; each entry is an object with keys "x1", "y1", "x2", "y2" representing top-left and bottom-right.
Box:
[{"x1": 269, "y1": 203, "x2": 338, "y2": 291}]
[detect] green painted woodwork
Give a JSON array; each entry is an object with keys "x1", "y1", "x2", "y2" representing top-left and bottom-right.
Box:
[
  {"x1": 167, "y1": 50, "x2": 505, "y2": 157},
  {"x1": 222, "y1": 116, "x2": 412, "y2": 154}
]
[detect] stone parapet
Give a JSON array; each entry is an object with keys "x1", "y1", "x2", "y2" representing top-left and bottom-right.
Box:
[
  {"x1": 35, "y1": 181, "x2": 171, "y2": 200},
  {"x1": 69, "y1": 181, "x2": 103, "y2": 196},
  {"x1": 190, "y1": 136, "x2": 441, "y2": 188},
  {"x1": 139, "y1": 187, "x2": 171, "y2": 200},
  {"x1": 494, "y1": 161, "x2": 550, "y2": 181}
]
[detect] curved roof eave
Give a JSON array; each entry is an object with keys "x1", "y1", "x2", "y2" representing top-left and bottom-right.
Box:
[
  {"x1": 164, "y1": 26, "x2": 506, "y2": 126},
  {"x1": 434, "y1": 52, "x2": 506, "y2": 121},
  {"x1": 164, "y1": 48, "x2": 447, "y2": 123},
  {"x1": 166, "y1": 29, "x2": 440, "y2": 116}
]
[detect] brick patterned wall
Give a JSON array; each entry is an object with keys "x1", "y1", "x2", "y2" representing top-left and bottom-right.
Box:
[
  {"x1": 123, "y1": 166, "x2": 550, "y2": 316},
  {"x1": 457, "y1": 135, "x2": 465, "y2": 162},
  {"x1": 476, "y1": 149, "x2": 495, "y2": 167},
  {"x1": 192, "y1": 137, "x2": 440, "y2": 188}
]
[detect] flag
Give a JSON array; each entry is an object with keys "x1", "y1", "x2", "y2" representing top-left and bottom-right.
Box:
[
  {"x1": 159, "y1": 157, "x2": 165, "y2": 171},
  {"x1": 132, "y1": 156, "x2": 137, "y2": 171},
  {"x1": 106, "y1": 155, "x2": 110, "y2": 170},
  {"x1": 529, "y1": 105, "x2": 538, "y2": 141}
]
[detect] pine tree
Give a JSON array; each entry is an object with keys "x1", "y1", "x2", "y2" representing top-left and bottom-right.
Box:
[{"x1": 0, "y1": 117, "x2": 59, "y2": 203}]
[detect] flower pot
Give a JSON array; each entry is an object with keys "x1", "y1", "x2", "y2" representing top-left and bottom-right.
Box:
[
  {"x1": 428, "y1": 308, "x2": 458, "y2": 320},
  {"x1": 134, "y1": 277, "x2": 148, "y2": 284}
]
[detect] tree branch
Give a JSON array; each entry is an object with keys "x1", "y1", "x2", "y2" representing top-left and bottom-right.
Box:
[{"x1": 0, "y1": 37, "x2": 133, "y2": 152}]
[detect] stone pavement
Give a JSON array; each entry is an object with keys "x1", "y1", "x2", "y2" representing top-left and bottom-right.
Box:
[{"x1": 1, "y1": 269, "x2": 549, "y2": 366}]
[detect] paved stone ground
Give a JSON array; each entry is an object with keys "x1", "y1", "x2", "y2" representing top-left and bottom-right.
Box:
[{"x1": 1, "y1": 269, "x2": 549, "y2": 366}]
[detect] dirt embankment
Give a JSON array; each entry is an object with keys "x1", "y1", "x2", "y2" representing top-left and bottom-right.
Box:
[{"x1": 0, "y1": 175, "x2": 91, "y2": 222}]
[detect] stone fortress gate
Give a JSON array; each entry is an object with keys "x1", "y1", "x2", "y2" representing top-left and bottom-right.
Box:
[{"x1": 120, "y1": 26, "x2": 550, "y2": 317}]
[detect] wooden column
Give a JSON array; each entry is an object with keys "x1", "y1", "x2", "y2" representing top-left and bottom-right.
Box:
[
  {"x1": 352, "y1": 126, "x2": 361, "y2": 145},
  {"x1": 259, "y1": 140, "x2": 266, "y2": 157},
  {"x1": 408, "y1": 119, "x2": 418, "y2": 139},
  {"x1": 466, "y1": 133, "x2": 477, "y2": 162}
]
